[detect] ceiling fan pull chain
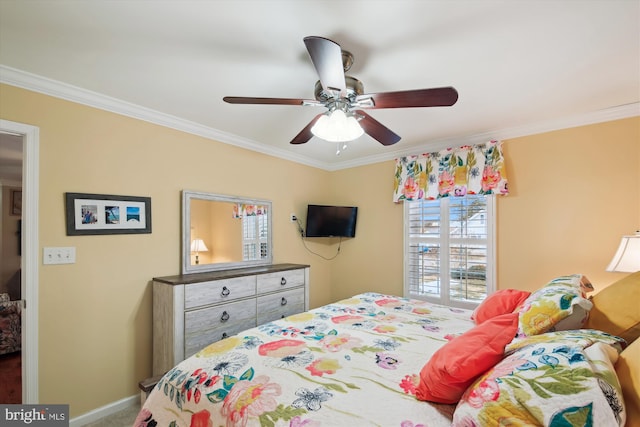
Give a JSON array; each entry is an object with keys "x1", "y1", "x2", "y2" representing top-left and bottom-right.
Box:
[{"x1": 336, "y1": 141, "x2": 349, "y2": 155}]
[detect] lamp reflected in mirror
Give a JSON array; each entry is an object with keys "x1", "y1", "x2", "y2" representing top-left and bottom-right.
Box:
[{"x1": 190, "y1": 238, "x2": 209, "y2": 265}]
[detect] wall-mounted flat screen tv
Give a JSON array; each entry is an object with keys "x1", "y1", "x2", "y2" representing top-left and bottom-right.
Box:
[{"x1": 305, "y1": 204, "x2": 358, "y2": 238}]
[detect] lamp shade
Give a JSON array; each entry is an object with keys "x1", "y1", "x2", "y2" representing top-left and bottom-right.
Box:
[
  {"x1": 190, "y1": 238, "x2": 209, "y2": 253},
  {"x1": 606, "y1": 234, "x2": 640, "y2": 272},
  {"x1": 311, "y1": 110, "x2": 364, "y2": 142}
]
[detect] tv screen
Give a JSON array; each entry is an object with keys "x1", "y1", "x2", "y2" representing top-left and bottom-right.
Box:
[{"x1": 305, "y1": 205, "x2": 358, "y2": 238}]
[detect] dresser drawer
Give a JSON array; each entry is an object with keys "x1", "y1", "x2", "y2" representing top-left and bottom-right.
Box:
[
  {"x1": 256, "y1": 288, "x2": 305, "y2": 325},
  {"x1": 152, "y1": 265, "x2": 309, "y2": 375},
  {"x1": 184, "y1": 299, "x2": 257, "y2": 358},
  {"x1": 184, "y1": 276, "x2": 256, "y2": 309},
  {"x1": 257, "y1": 269, "x2": 305, "y2": 293}
]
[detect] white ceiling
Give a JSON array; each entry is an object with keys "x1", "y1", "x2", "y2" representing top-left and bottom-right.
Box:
[{"x1": 0, "y1": 0, "x2": 638, "y2": 170}]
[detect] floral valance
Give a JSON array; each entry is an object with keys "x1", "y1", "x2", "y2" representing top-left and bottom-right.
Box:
[
  {"x1": 233, "y1": 204, "x2": 268, "y2": 218},
  {"x1": 393, "y1": 140, "x2": 509, "y2": 202}
]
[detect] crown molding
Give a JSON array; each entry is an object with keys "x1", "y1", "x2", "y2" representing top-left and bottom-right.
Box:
[
  {"x1": 2, "y1": 65, "x2": 637, "y2": 172},
  {"x1": 327, "y1": 102, "x2": 640, "y2": 171},
  {"x1": 0, "y1": 65, "x2": 331, "y2": 170}
]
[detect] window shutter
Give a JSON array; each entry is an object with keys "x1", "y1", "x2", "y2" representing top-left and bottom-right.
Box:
[
  {"x1": 404, "y1": 195, "x2": 495, "y2": 308},
  {"x1": 242, "y1": 214, "x2": 270, "y2": 260}
]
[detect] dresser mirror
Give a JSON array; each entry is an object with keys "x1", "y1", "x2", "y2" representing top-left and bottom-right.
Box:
[{"x1": 182, "y1": 190, "x2": 272, "y2": 273}]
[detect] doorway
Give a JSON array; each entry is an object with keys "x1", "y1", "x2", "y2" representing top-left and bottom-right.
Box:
[
  {"x1": 0, "y1": 133, "x2": 22, "y2": 403},
  {"x1": 0, "y1": 119, "x2": 39, "y2": 403}
]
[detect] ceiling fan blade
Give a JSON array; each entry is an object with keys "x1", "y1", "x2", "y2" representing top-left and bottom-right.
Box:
[
  {"x1": 356, "y1": 110, "x2": 401, "y2": 146},
  {"x1": 303, "y1": 36, "x2": 346, "y2": 95},
  {"x1": 357, "y1": 87, "x2": 459, "y2": 109},
  {"x1": 290, "y1": 114, "x2": 324, "y2": 145},
  {"x1": 223, "y1": 96, "x2": 310, "y2": 106}
]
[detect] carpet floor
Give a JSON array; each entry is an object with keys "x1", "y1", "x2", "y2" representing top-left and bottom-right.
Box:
[{"x1": 84, "y1": 403, "x2": 141, "y2": 427}]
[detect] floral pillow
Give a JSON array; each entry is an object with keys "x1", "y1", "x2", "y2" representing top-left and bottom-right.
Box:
[
  {"x1": 452, "y1": 330, "x2": 627, "y2": 426},
  {"x1": 516, "y1": 274, "x2": 593, "y2": 337},
  {"x1": 545, "y1": 273, "x2": 594, "y2": 296}
]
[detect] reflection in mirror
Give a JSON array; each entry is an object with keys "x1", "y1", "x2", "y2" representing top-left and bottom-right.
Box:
[{"x1": 182, "y1": 191, "x2": 272, "y2": 273}]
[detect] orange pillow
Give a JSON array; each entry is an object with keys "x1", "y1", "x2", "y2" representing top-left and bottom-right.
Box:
[
  {"x1": 471, "y1": 289, "x2": 530, "y2": 324},
  {"x1": 415, "y1": 312, "x2": 519, "y2": 404}
]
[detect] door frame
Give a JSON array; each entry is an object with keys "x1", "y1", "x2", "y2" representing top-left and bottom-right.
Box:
[{"x1": 0, "y1": 119, "x2": 39, "y2": 403}]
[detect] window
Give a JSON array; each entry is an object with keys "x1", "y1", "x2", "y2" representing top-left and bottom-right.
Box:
[
  {"x1": 242, "y1": 214, "x2": 269, "y2": 260},
  {"x1": 404, "y1": 194, "x2": 495, "y2": 309}
]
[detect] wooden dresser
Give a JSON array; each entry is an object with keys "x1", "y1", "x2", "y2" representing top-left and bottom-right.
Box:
[{"x1": 152, "y1": 263, "x2": 309, "y2": 375}]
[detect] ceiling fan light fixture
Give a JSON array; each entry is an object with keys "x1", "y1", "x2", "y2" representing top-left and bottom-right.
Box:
[{"x1": 311, "y1": 109, "x2": 364, "y2": 143}]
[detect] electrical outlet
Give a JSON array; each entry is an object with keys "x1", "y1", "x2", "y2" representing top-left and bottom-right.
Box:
[
  {"x1": 43, "y1": 247, "x2": 76, "y2": 265},
  {"x1": 290, "y1": 213, "x2": 297, "y2": 222}
]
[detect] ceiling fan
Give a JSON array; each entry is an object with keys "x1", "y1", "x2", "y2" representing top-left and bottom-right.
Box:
[{"x1": 223, "y1": 36, "x2": 459, "y2": 148}]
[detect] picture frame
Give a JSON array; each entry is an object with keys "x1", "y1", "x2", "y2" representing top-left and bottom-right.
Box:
[
  {"x1": 65, "y1": 192, "x2": 151, "y2": 236},
  {"x1": 10, "y1": 189, "x2": 22, "y2": 216}
]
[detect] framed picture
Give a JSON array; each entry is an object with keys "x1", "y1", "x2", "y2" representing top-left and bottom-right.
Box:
[
  {"x1": 65, "y1": 192, "x2": 151, "y2": 235},
  {"x1": 10, "y1": 189, "x2": 22, "y2": 216}
]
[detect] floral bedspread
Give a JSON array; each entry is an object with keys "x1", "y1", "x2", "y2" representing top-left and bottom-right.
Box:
[{"x1": 136, "y1": 293, "x2": 476, "y2": 427}]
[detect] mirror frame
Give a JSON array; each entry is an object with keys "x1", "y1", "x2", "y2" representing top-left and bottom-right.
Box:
[{"x1": 182, "y1": 190, "x2": 273, "y2": 273}]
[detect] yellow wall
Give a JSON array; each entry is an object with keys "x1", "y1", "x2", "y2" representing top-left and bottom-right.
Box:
[
  {"x1": 190, "y1": 199, "x2": 213, "y2": 265},
  {"x1": 0, "y1": 84, "x2": 333, "y2": 416},
  {"x1": 208, "y1": 201, "x2": 243, "y2": 264},
  {"x1": 0, "y1": 83, "x2": 638, "y2": 418},
  {"x1": 329, "y1": 161, "x2": 404, "y2": 300},
  {"x1": 189, "y1": 198, "x2": 245, "y2": 265},
  {"x1": 329, "y1": 118, "x2": 640, "y2": 299},
  {"x1": 498, "y1": 119, "x2": 640, "y2": 290}
]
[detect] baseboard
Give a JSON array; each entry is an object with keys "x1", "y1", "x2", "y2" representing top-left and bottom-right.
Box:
[{"x1": 69, "y1": 394, "x2": 138, "y2": 427}]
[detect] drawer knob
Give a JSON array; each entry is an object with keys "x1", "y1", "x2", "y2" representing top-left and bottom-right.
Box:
[
  {"x1": 280, "y1": 277, "x2": 287, "y2": 286},
  {"x1": 221, "y1": 286, "x2": 231, "y2": 297},
  {"x1": 220, "y1": 311, "x2": 230, "y2": 322},
  {"x1": 222, "y1": 332, "x2": 228, "y2": 339},
  {"x1": 281, "y1": 297, "x2": 287, "y2": 306}
]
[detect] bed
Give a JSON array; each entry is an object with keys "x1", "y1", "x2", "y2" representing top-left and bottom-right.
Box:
[{"x1": 136, "y1": 273, "x2": 640, "y2": 427}]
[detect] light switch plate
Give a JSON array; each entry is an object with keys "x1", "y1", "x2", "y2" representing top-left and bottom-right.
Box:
[{"x1": 43, "y1": 247, "x2": 76, "y2": 265}]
